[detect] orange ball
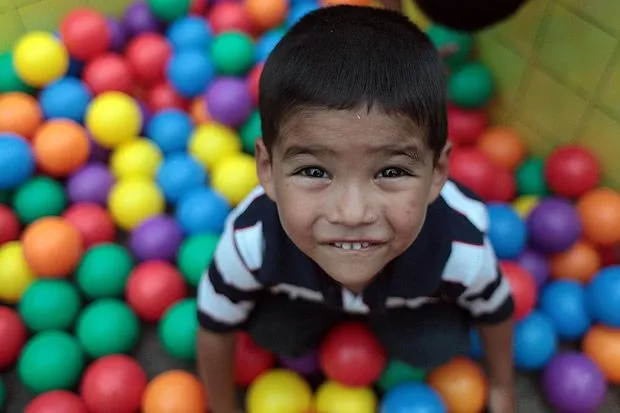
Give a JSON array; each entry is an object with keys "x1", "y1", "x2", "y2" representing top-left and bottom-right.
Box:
[
  {"x1": 142, "y1": 370, "x2": 207, "y2": 413},
  {"x1": 427, "y1": 357, "x2": 488, "y2": 413},
  {"x1": 582, "y1": 325, "x2": 620, "y2": 384},
  {"x1": 576, "y1": 188, "x2": 620, "y2": 247},
  {"x1": 245, "y1": 0, "x2": 288, "y2": 31},
  {"x1": 190, "y1": 98, "x2": 210, "y2": 124},
  {"x1": 322, "y1": 0, "x2": 373, "y2": 6},
  {"x1": 549, "y1": 240, "x2": 601, "y2": 283},
  {"x1": 33, "y1": 119, "x2": 90, "y2": 177},
  {"x1": 0, "y1": 92, "x2": 43, "y2": 139},
  {"x1": 476, "y1": 127, "x2": 526, "y2": 171},
  {"x1": 21, "y1": 217, "x2": 83, "y2": 278}
]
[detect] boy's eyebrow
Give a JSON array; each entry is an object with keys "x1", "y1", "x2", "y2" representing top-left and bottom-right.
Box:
[
  {"x1": 282, "y1": 144, "x2": 337, "y2": 160},
  {"x1": 281, "y1": 143, "x2": 425, "y2": 164},
  {"x1": 380, "y1": 144, "x2": 425, "y2": 164}
]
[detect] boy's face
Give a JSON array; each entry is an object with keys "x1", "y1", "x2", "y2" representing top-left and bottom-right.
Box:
[{"x1": 256, "y1": 108, "x2": 450, "y2": 290}]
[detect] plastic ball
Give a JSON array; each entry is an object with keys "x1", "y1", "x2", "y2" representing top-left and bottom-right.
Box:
[
  {"x1": 314, "y1": 380, "x2": 377, "y2": 413},
  {"x1": 18, "y1": 330, "x2": 85, "y2": 394},
  {"x1": 147, "y1": 0, "x2": 191, "y2": 21},
  {"x1": 207, "y1": 2, "x2": 254, "y2": 35},
  {"x1": 582, "y1": 325, "x2": 620, "y2": 384},
  {"x1": 86, "y1": 91, "x2": 142, "y2": 149},
  {"x1": 177, "y1": 233, "x2": 219, "y2": 287},
  {"x1": 176, "y1": 187, "x2": 230, "y2": 235},
  {"x1": 235, "y1": 332, "x2": 276, "y2": 386},
  {"x1": 0, "y1": 241, "x2": 36, "y2": 303},
  {"x1": 545, "y1": 145, "x2": 600, "y2": 198},
  {"x1": 63, "y1": 203, "x2": 116, "y2": 249},
  {"x1": 247, "y1": 62, "x2": 263, "y2": 105},
  {"x1": 448, "y1": 62, "x2": 494, "y2": 109},
  {"x1": 142, "y1": 370, "x2": 206, "y2": 413},
  {"x1": 449, "y1": 148, "x2": 495, "y2": 200},
  {"x1": 246, "y1": 369, "x2": 312, "y2": 413},
  {"x1": 516, "y1": 156, "x2": 548, "y2": 196},
  {"x1": 188, "y1": 121, "x2": 242, "y2": 170},
  {"x1": 0, "y1": 92, "x2": 42, "y2": 138},
  {"x1": 190, "y1": 97, "x2": 210, "y2": 123},
  {"x1": 167, "y1": 50, "x2": 215, "y2": 98},
  {"x1": 12, "y1": 176, "x2": 67, "y2": 224},
  {"x1": 24, "y1": 391, "x2": 88, "y2": 413},
  {"x1": 108, "y1": 177, "x2": 165, "y2": 231},
  {"x1": 512, "y1": 194, "x2": 539, "y2": 218},
  {"x1": 549, "y1": 240, "x2": 600, "y2": 283},
  {"x1": 0, "y1": 204, "x2": 20, "y2": 245},
  {"x1": 0, "y1": 306, "x2": 27, "y2": 370},
  {"x1": 33, "y1": 119, "x2": 90, "y2": 177},
  {"x1": 426, "y1": 24, "x2": 473, "y2": 69},
  {"x1": 156, "y1": 153, "x2": 206, "y2": 203},
  {"x1": 0, "y1": 52, "x2": 35, "y2": 94},
  {"x1": 376, "y1": 359, "x2": 426, "y2": 393},
  {"x1": 130, "y1": 215, "x2": 184, "y2": 261},
  {"x1": 380, "y1": 382, "x2": 447, "y2": 413},
  {"x1": 205, "y1": 76, "x2": 253, "y2": 128},
  {"x1": 210, "y1": 31, "x2": 255, "y2": 75},
  {"x1": 287, "y1": 1, "x2": 320, "y2": 27},
  {"x1": 159, "y1": 298, "x2": 198, "y2": 360},
  {"x1": 0, "y1": 133, "x2": 35, "y2": 190},
  {"x1": 513, "y1": 311, "x2": 558, "y2": 371},
  {"x1": 487, "y1": 166, "x2": 517, "y2": 203},
  {"x1": 75, "y1": 243, "x2": 135, "y2": 299},
  {"x1": 527, "y1": 198, "x2": 582, "y2": 254},
  {"x1": 427, "y1": 357, "x2": 488, "y2": 413},
  {"x1": 576, "y1": 188, "x2": 620, "y2": 247},
  {"x1": 476, "y1": 126, "x2": 526, "y2": 171},
  {"x1": 125, "y1": 33, "x2": 171, "y2": 86},
  {"x1": 240, "y1": 110, "x2": 261, "y2": 154},
  {"x1": 146, "y1": 81, "x2": 190, "y2": 112},
  {"x1": 125, "y1": 260, "x2": 187, "y2": 322},
  {"x1": 447, "y1": 106, "x2": 487, "y2": 146},
  {"x1": 76, "y1": 299, "x2": 140, "y2": 358},
  {"x1": 82, "y1": 53, "x2": 134, "y2": 95},
  {"x1": 146, "y1": 109, "x2": 194, "y2": 154},
  {"x1": 40, "y1": 77, "x2": 92, "y2": 122},
  {"x1": 487, "y1": 203, "x2": 526, "y2": 259},
  {"x1": 122, "y1": 1, "x2": 162, "y2": 37},
  {"x1": 255, "y1": 28, "x2": 286, "y2": 62},
  {"x1": 542, "y1": 352, "x2": 606, "y2": 413},
  {"x1": 211, "y1": 153, "x2": 258, "y2": 205},
  {"x1": 67, "y1": 163, "x2": 115, "y2": 206},
  {"x1": 80, "y1": 355, "x2": 147, "y2": 413},
  {"x1": 585, "y1": 266, "x2": 620, "y2": 328},
  {"x1": 110, "y1": 138, "x2": 163, "y2": 179},
  {"x1": 13, "y1": 31, "x2": 69, "y2": 87},
  {"x1": 167, "y1": 16, "x2": 212, "y2": 51},
  {"x1": 19, "y1": 279, "x2": 81, "y2": 332},
  {"x1": 60, "y1": 8, "x2": 111, "y2": 61},
  {"x1": 500, "y1": 261, "x2": 537, "y2": 320},
  {"x1": 245, "y1": 0, "x2": 289, "y2": 31},
  {"x1": 107, "y1": 18, "x2": 127, "y2": 52},
  {"x1": 539, "y1": 280, "x2": 590, "y2": 340},
  {"x1": 516, "y1": 247, "x2": 549, "y2": 288}
]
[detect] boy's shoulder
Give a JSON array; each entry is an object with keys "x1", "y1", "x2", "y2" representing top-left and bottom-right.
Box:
[{"x1": 438, "y1": 179, "x2": 489, "y2": 236}]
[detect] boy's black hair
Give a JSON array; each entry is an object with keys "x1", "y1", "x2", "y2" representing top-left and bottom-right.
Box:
[{"x1": 258, "y1": 5, "x2": 448, "y2": 161}]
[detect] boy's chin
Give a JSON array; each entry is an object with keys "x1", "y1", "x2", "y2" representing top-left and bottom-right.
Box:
[{"x1": 318, "y1": 260, "x2": 386, "y2": 289}]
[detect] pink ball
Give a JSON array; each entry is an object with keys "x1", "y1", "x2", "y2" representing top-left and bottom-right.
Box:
[
  {"x1": 0, "y1": 204, "x2": 20, "y2": 246},
  {"x1": 63, "y1": 203, "x2": 116, "y2": 250},
  {"x1": 25, "y1": 391, "x2": 88, "y2": 413}
]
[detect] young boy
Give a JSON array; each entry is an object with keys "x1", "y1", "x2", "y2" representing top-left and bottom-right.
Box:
[{"x1": 197, "y1": 5, "x2": 515, "y2": 413}]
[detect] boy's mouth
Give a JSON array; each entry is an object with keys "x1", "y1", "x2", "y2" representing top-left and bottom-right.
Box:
[{"x1": 332, "y1": 242, "x2": 371, "y2": 250}]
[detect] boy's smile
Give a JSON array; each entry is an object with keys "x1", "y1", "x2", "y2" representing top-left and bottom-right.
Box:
[{"x1": 256, "y1": 107, "x2": 449, "y2": 290}]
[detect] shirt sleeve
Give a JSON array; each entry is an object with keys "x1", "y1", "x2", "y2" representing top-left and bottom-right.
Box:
[{"x1": 456, "y1": 236, "x2": 515, "y2": 324}]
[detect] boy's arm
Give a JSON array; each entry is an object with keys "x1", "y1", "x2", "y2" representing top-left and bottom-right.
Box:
[{"x1": 197, "y1": 330, "x2": 238, "y2": 413}]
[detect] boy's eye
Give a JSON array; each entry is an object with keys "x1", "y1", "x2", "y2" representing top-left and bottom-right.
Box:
[
  {"x1": 377, "y1": 167, "x2": 408, "y2": 178},
  {"x1": 299, "y1": 167, "x2": 329, "y2": 178}
]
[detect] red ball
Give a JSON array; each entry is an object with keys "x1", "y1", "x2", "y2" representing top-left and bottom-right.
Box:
[
  {"x1": 60, "y1": 8, "x2": 111, "y2": 61},
  {"x1": 0, "y1": 306, "x2": 27, "y2": 371},
  {"x1": 125, "y1": 260, "x2": 187, "y2": 322},
  {"x1": 63, "y1": 203, "x2": 116, "y2": 250},
  {"x1": 0, "y1": 204, "x2": 20, "y2": 246},
  {"x1": 247, "y1": 62, "x2": 263, "y2": 105},
  {"x1": 190, "y1": 0, "x2": 208, "y2": 15},
  {"x1": 447, "y1": 105, "x2": 487, "y2": 146},
  {"x1": 80, "y1": 355, "x2": 147, "y2": 413},
  {"x1": 82, "y1": 53, "x2": 134, "y2": 95},
  {"x1": 487, "y1": 166, "x2": 516, "y2": 203},
  {"x1": 319, "y1": 322, "x2": 386, "y2": 387},
  {"x1": 500, "y1": 261, "x2": 537, "y2": 321},
  {"x1": 207, "y1": 2, "x2": 255, "y2": 34},
  {"x1": 598, "y1": 244, "x2": 620, "y2": 267},
  {"x1": 25, "y1": 391, "x2": 88, "y2": 413},
  {"x1": 545, "y1": 145, "x2": 600, "y2": 198},
  {"x1": 234, "y1": 332, "x2": 276, "y2": 386},
  {"x1": 125, "y1": 33, "x2": 172, "y2": 86},
  {"x1": 449, "y1": 148, "x2": 496, "y2": 201},
  {"x1": 146, "y1": 82, "x2": 190, "y2": 113}
]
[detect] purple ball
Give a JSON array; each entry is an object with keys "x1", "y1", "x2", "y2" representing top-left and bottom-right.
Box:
[
  {"x1": 278, "y1": 349, "x2": 320, "y2": 376},
  {"x1": 122, "y1": 1, "x2": 162, "y2": 37},
  {"x1": 107, "y1": 18, "x2": 127, "y2": 52},
  {"x1": 517, "y1": 248, "x2": 550, "y2": 289},
  {"x1": 66, "y1": 163, "x2": 115, "y2": 206},
  {"x1": 205, "y1": 77, "x2": 253, "y2": 128},
  {"x1": 542, "y1": 352, "x2": 607, "y2": 413},
  {"x1": 527, "y1": 198, "x2": 581, "y2": 254},
  {"x1": 88, "y1": 134, "x2": 110, "y2": 163},
  {"x1": 130, "y1": 215, "x2": 185, "y2": 261}
]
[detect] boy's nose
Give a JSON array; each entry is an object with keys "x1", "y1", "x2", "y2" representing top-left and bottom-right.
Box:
[{"x1": 327, "y1": 186, "x2": 376, "y2": 227}]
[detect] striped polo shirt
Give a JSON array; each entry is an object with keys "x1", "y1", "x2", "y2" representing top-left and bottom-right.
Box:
[{"x1": 197, "y1": 179, "x2": 514, "y2": 333}]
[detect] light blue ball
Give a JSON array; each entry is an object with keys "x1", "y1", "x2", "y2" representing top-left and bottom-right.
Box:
[
  {"x1": 156, "y1": 153, "x2": 207, "y2": 204},
  {"x1": 39, "y1": 77, "x2": 92, "y2": 122},
  {"x1": 487, "y1": 202, "x2": 527, "y2": 259},
  {"x1": 381, "y1": 382, "x2": 447, "y2": 413},
  {"x1": 146, "y1": 109, "x2": 194, "y2": 154},
  {"x1": 513, "y1": 311, "x2": 558, "y2": 371},
  {"x1": 287, "y1": 1, "x2": 320, "y2": 27},
  {"x1": 586, "y1": 265, "x2": 620, "y2": 328},
  {"x1": 167, "y1": 49, "x2": 216, "y2": 98},
  {"x1": 539, "y1": 280, "x2": 591, "y2": 340},
  {"x1": 255, "y1": 28, "x2": 286, "y2": 63},
  {"x1": 176, "y1": 187, "x2": 230, "y2": 235},
  {"x1": 167, "y1": 16, "x2": 213, "y2": 52},
  {"x1": 0, "y1": 134, "x2": 35, "y2": 190}
]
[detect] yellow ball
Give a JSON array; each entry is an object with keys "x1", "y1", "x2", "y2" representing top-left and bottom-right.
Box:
[
  {"x1": 0, "y1": 241, "x2": 37, "y2": 304},
  {"x1": 513, "y1": 195, "x2": 539, "y2": 218},
  {"x1": 211, "y1": 153, "x2": 258, "y2": 206},
  {"x1": 189, "y1": 122, "x2": 241, "y2": 170},
  {"x1": 246, "y1": 369, "x2": 312, "y2": 413},
  {"x1": 13, "y1": 31, "x2": 69, "y2": 87},
  {"x1": 314, "y1": 381, "x2": 377, "y2": 413},
  {"x1": 110, "y1": 138, "x2": 163, "y2": 179},
  {"x1": 85, "y1": 91, "x2": 142, "y2": 149},
  {"x1": 108, "y1": 177, "x2": 165, "y2": 231}
]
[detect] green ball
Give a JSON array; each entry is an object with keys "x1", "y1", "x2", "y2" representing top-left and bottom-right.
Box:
[
  {"x1": 516, "y1": 156, "x2": 549, "y2": 196},
  {"x1": 147, "y1": 0, "x2": 190, "y2": 21},
  {"x1": 426, "y1": 24, "x2": 473, "y2": 69},
  {"x1": 376, "y1": 359, "x2": 426, "y2": 392},
  {"x1": 178, "y1": 233, "x2": 219, "y2": 287},
  {"x1": 18, "y1": 331, "x2": 85, "y2": 394},
  {"x1": 448, "y1": 62, "x2": 495, "y2": 109},
  {"x1": 159, "y1": 299, "x2": 198, "y2": 361},
  {"x1": 12, "y1": 177, "x2": 67, "y2": 224},
  {"x1": 76, "y1": 299, "x2": 140, "y2": 358},
  {"x1": 0, "y1": 190, "x2": 12, "y2": 205},
  {"x1": 0, "y1": 53, "x2": 36, "y2": 94},
  {"x1": 240, "y1": 110, "x2": 262, "y2": 154},
  {"x1": 211, "y1": 32, "x2": 255, "y2": 76},
  {"x1": 19, "y1": 279, "x2": 82, "y2": 332},
  {"x1": 0, "y1": 376, "x2": 5, "y2": 410},
  {"x1": 76, "y1": 243, "x2": 135, "y2": 299}
]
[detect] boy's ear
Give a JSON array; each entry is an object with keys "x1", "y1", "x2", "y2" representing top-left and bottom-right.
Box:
[
  {"x1": 428, "y1": 141, "x2": 451, "y2": 204},
  {"x1": 255, "y1": 139, "x2": 276, "y2": 201}
]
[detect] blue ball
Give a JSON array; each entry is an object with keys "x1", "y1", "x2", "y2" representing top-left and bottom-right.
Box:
[
  {"x1": 287, "y1": 1, "x2": 320, "y2": 27},
  {"x1": 487, "y1": 203, "x2": 527, "y2": 259},
  {"x1": 146, "y1": 109, "x2": 194, "y2": 154},
  {"x1": 381, "y1": 382, "x2": 447, "y2": 413},
  {"x1": 167, "y1": 50, "x2": 215, "y2": 98},
  {"x1": 167, "y1": 16, "x2": 213, "y2": 52},
  {"x1": 539, "y1": 280, "x2": 591, "y2": 340},
  {"x1": 514, "y1": 311, "x2": 558, "y2": 371},
  {"x1": 586, "y1": 265, "x2": 620, "y2": 328},
  {"x1": 0, "y1": 134, "x2": 35, "y2": 190},
  {"x1": 39, "y1": 77, "x2": 92, "y2": 122},
  {"x1": 255, "y1": 28, "x2": 286, "y2": 63},
  {"x1": 176, "y1": 187, "x2": 230, "y2": 235},
  {"x1": 156, "y1": 153, "x2": 207, "y2": 204}
]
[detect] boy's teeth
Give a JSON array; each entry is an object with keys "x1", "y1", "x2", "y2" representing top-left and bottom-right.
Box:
[{"x1": 334, "y1": 242, "x2": 370, "y2": 250}]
